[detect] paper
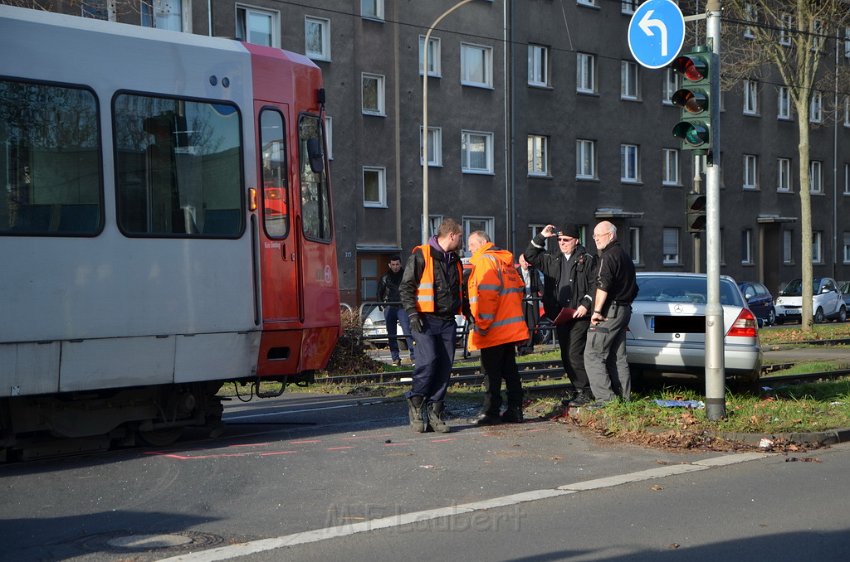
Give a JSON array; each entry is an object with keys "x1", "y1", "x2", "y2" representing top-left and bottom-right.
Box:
[{"x1": 554, "y1": 307, "x2": 579, "y2": 325}]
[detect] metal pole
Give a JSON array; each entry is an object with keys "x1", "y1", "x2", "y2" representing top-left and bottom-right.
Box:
[
  {"x1": 422, "y1": 0, "x2": 476, "y2": 244},
  {"x1": 704, "y1": 0, "x2": 725, "y2": 420}
]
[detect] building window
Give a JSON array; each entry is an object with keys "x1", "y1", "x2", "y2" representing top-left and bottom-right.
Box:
[
  {"x1": 810, "y1": 91, "x2": 823, "y2": 123},
  {"x1": 528, "y1": 135, "x2": 549, "y2": 177},
  {"x1": 576, "y1": 139, "x2": 596, "y2": 180},
  {"x1": 811, "y1": 19, "x2": 825, "y2": 51},
  {"x1": 783, "y1": 230, "x2": 793, "y2": 264},
  {"x1": 577, "y1": 0, "x2": 598, "y2": 7},
  {"x1": 845, "y1": 27, "x2": 850, "y2": 58},
  {"x1": 462, "y1": 216, "x2": 494, "y2": 256},
  {"x1": 324, "y1": 116, "x2": 333, "y2": 160},
  {"x1": 236, "y1": 5, "x2": 278, "y2": 47},
  {"x1": 621, "y1": 0, "x2": 637, "y2": 15},
  {"x1": 361, "y1": 0, "x2": 384, "y2": 21},
  {"x1": 743, "y1": 80, "x2": 758, "y2": 115},
  {"x1": 362, "y1": 166, "x2": 386, "y2": 207},
  {"x1": 461, "y1": 43, "x2": 493, "y2": 88},
  {"x1": 420, "y1": 126, "x2": 442, "y2": 167},
  {"x1": 461, "y1": 130, "x2": 494, "y2": 174},
  {"x1": 844, "y1": 97, "x2": 850, "y2": 127},
  {"x1": 305, "y1": 16, "x2": 331, "y2": 61},
  {"x1": 778, "y1": 86, "x2": 791, "y2": 120},
  {"x1": 810, "y1": 160, "x2": 823, "y2": 193},
  {"x1": 662, "y1": 68, "x2": 679, "y2": 105},
  {"x1": 741, "y1": 229, "x2": 753, "y2": 264},
  {"x1": 743, "y1": 2, "x2": 756, "y2": 39},
  {"x1": 777, "y1": 158, "x2": 791, "y2": 192},
  {"x1": 812, "y1": 231, "x2": 823, "y2": 263},
  {"x1": 81, "y1": 0, "x2": 109, "y2": 19},
  {"x1": 576, "y1": 53, "x2": 596, "y2": 94},
  {"x1": 621, "y1": 61, "x2": 639, "y2": 100},
  {"x1": 845, "y1": 163, "x2": 850, "y2": 194},
  {"x1": 419, "y1": 35, "x2": 441, "y2": 77},
  {"x1": 842, "y1": 232, "x2": 850, "y2": 263},
  {"x1": 743, "y1": 154, "x2": 758, "y2": 190},
  {"x1": 528, "y1": 44, "x2": 550, "y2": 87},
  {"x1": 780, "y1": 13, "x2": 793, "y2": 46},
  {"x1": 662, "y1": 148, "x2": 679, "y2": 185},
  {"x1": 141, "y1": 0, "x2": 186, "y2": 31},
  {"x1": 428, "y1": 215, "x2": 443, "y2": 237},
  {"x1": 629, "y1": 226, "x2": 641, "y2": 264},
  {"x1": 361, "y1": 73, "x2": 385, "y2": 116},
  {"x1": 621, "y1": 144, "x2": 640, "y2": 183},
  {"x1": 662, "y1": 228, "x2": 679, "y2": 265}
]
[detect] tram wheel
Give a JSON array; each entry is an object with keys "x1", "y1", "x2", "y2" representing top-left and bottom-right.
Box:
[{"x1": 138, "y1": 427, "x2": 184, "y2": 447}]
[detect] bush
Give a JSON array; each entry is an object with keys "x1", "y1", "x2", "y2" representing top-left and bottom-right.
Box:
[{"x1": 324, "y1": 309, "x2": 385, "y2": 375}]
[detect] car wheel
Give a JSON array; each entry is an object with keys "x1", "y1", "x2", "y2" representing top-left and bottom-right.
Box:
[
  {"x1": 767, "y1": 309, "x2": 776, "y2": 325},
  {"x1": 815, "y1": 308, "x2": 825, "y2": 323},
  {"x1": 840, "y1": 306, "x2": 847, "y2": 323}
]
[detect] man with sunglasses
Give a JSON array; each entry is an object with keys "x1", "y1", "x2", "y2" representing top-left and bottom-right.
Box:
[{"x1": 524, "y1": 224, "x2": 597, "y2": 405}]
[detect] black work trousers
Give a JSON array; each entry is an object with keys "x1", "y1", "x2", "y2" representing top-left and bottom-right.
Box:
[
  {"x1": 479, "y1": 343, "x2": 523, "y2": 416},
  {"x1": 556, "y1": 318, "x2": 591, "y2": 392}
]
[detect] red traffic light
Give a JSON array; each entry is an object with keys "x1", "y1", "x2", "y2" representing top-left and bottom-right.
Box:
[{"x1": 670, "y1": 55, "x2": 707, "y2": 82}]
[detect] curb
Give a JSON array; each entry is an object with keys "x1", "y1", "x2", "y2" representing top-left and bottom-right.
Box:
[{"x1": 716, "y1": 427, "x2": 850, "y2": 447}]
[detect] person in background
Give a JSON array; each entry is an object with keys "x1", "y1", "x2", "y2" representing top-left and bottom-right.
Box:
[
  {"x1": 466, "y1": 231, "x2": 529, "y2": 425},
  {"x1": 524, "y1": 224, "x2": 597, "y2": 406},
  {"x1": 516, "y1": 253, "x2": 543, "y2": 356},
  {"x1": 377, "y1": 256, "x2": 414, "y2": 366},
  {"x1": 399, "y1": 219, "x2": 464, "y2": 433},
  {"x1": 584, "y1": 221, "x2": 638, "y2": 407}
]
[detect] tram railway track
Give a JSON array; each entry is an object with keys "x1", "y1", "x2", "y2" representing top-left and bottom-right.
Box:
[{"x1": 318, "y1": 360, "x2": 850, "y2": 389}]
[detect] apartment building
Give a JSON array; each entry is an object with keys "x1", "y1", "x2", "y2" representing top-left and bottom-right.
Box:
[{"x1": 5, "y1": 0, "x2": 850, "y2": 303}]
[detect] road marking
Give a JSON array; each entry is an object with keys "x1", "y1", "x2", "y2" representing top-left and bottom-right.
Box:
[{"x1": 157, "y1": 452, "x2": 774, "y2": 562}]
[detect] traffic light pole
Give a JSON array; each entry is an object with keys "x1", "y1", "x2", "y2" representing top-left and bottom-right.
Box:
[{"x1": 704, "y1": 0, "x2": 725, "y2": 421}]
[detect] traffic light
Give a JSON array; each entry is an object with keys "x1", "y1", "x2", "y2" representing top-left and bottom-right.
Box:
[
  {"x1": 670, "y1": 46, "x2": 712, "y2": 154},
  {"x1": 686, "y1": 191, "x2": 706, "y2": 232}
]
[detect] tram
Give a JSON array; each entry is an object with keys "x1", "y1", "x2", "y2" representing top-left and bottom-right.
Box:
[{"x1": 0, "y1": 6, "x2": 340, "y2": 458}]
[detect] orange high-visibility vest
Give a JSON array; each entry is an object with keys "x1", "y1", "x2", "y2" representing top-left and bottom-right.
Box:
[
  {"x1": 414, "y1": 244, "x2": 463, "y2": 314},
  {"x1": 467, "y1": 242, "x2": 529, "y2": 350}
]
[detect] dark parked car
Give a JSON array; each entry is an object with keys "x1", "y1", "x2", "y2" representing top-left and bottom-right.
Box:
[{"x1": 738, "y1": 281, "x2": 776, "y2": 326}]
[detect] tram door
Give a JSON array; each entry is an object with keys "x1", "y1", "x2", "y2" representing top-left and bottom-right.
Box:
[{"x1": 257, "y1": 106, "x2": 300, "y2": 324}]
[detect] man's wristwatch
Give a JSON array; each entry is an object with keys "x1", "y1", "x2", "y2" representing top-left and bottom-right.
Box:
[{"x1": 593, "y1": 310, "x2": 602, "y2": 314}]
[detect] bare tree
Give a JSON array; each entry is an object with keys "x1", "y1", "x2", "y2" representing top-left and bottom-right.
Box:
[{"x1": 721, "y1": 0, "x2": 850, "y2": 331}]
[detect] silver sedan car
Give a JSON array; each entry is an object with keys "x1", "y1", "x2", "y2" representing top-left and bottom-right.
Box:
[{"x1": 626, "y1": 272, "x2": 762, "y2": 386}]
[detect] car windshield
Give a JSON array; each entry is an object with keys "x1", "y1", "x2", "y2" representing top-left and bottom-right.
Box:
[
  {"x1": 779, "y1": 278, "x2": 822, "y2": 296},
  {"x1": 635, "y1": 276, "x2": 741, "y2": 306}
]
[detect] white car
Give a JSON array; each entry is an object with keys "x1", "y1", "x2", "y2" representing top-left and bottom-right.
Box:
[
  {"x1": 626, "y1": 272, "x2": 762, "y2": 386},
  {"x1": 774, "y1": 277, "x2": 847, "y2": 324}
]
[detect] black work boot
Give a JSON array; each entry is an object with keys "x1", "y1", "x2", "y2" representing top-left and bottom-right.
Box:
[
  {"x1": 501, "y1": 405, "x2": 524, "y2": 423},
  {"x1": 426, "y1": 401, "x2": 451, "y2": 433},
  {"x1": 407, "y1": 396, "x2": 427, "y2": 433}
]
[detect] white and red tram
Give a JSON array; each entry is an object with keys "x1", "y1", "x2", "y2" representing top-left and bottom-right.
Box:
[{"x1": 0, "y1": 6, "x2": 340, "y2": 457}]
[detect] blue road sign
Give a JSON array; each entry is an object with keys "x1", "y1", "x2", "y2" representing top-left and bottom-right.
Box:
[{"x1": 628, "y1": 0, "x2": 686, "y2": 69}]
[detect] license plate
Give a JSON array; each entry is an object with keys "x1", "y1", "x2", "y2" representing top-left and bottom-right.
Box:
[{"x1": 653, "y1": 315, "x2": 706, "y2": 333}]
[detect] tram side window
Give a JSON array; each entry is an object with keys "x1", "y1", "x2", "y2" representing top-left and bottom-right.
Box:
[
  {"x1": 299, "y1": 114, "x2": 332, "y2": 242},
  {"x1": 113, "y1": 94, "x2": 243, "y2": 237},
  {"x1": 0, "y1": 79, "x2": 102, "y2": 236},
  {"x1": 261, "y1": 109, "x2": 289, "y2": 238}
]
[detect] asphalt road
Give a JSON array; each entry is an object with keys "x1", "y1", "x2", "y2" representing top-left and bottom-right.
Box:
[{"x1": 0, "y1": 391, "x2": 782, "y2": 562}]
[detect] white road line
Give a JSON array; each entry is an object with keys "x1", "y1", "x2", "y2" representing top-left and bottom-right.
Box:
[{"x1": 157, "y1": 452, "x2": 773, "y2": 562}]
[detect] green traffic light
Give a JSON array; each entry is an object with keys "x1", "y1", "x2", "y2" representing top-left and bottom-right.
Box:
[{"x1": 672, "y1": 122, "x2": 708, "y2": 147}]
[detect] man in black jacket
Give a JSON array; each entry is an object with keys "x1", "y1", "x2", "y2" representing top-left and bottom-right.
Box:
[
  {"x1": 399, "y1": 218, "x2": 464, "y2": 433},
  {"x1": 377, "y1": 256, "x2": 413, "y2": 366},
  {"x1": 524, "y1": 224, "x2": 597, "y2": 405}
]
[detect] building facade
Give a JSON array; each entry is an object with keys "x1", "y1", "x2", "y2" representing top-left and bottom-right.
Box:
[{"x1": 5, "y1": 0, "x2": 850, "y2": 304}]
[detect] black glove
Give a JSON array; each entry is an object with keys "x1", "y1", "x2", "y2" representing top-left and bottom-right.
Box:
[{"x1": 408, "y1": 313, "x2": 424, "y2": 333}]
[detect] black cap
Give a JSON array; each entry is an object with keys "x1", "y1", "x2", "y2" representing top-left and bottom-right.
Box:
[{"x1": 559, "y1": 224, "x2": 580, "y2": 239}]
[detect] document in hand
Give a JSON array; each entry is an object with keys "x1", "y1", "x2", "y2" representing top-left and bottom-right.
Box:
[{"x1": 553, "y1": 307, "x2": 578, "y2": 325}]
